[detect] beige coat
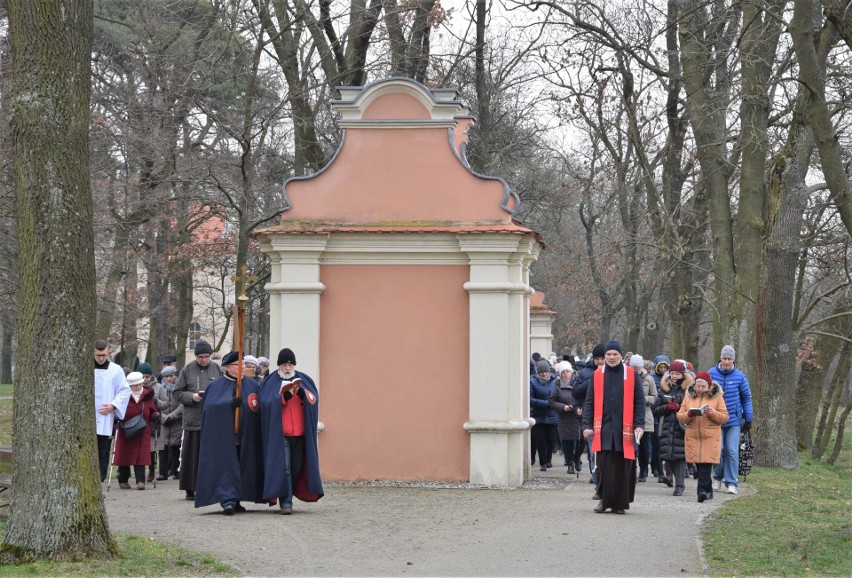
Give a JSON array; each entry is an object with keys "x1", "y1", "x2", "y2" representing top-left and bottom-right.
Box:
[{"x1": 677, "y1": 381, "x2": 729, "y2": 463}]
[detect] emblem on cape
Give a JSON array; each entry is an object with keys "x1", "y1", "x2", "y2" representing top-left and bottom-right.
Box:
[
  {"x1": 247, "y1": 392, "x2": 259, "y2": 412},
  {"x1": 304, "y1": 390, "x2": 317, "y2": 405}
]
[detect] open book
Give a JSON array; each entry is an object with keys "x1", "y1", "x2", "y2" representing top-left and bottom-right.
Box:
[
  {"x1": 279, "y1": 377, "x2": 302, "y2": 395},
  {"x1": 687, "y1": 404, "x2": 710, "y2": 417}
]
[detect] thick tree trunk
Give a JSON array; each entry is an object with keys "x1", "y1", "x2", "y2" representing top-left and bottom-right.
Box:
[
  {"x1": 4, "y1": 0, "x2": 117, "y2": 560},
  {"x1": 753, "y1": 122, "x2": 811, "y2": 469}
]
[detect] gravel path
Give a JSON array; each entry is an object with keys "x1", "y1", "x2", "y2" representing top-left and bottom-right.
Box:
[{"x1": 104, "y1": 464, "x2": 737, "y2": 577}]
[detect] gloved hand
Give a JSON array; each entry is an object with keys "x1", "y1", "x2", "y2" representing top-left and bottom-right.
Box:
[
  {"x1": 231, "y1": 397, "x2": 242, "y2": 409},
  {"x1": 666, "y1": 402, "x2": 680, "y2": 412},
  {"x1": 296, "y1": 388, "x2": 306, "y2": 399},
  {"x1": 283, "y1": 390, "x2": 293, "y2": 401},
  {"x1": 151, "y1": 412, "x2": 161, "y2": 424},
  {"x1": 742, "y1": 421, "x2": 752, "y2": 433}
]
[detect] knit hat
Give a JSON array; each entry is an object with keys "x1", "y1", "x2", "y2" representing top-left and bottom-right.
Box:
[
  {"x1": 629, "y1": 354, "x2": 644, "y2": 368},
  {"x1": 126, "y1": 371, "x2": 144, "y2": 386},
  {"x1": 257, "y1": 356, "x2": 270, "y2": 366},
  {"x1": 695, "y1": 370, "x2": 713, "y2": 385},
  {"x1": 669, "y1": 360, "x2": 686, "y2": 374},
  {"x1": 243, "y1": 355, "x2": 259, "y2": 368},
  {"x1": 221, "y1": 351, "x2": 239, "y2": 366},
  {"x1": 554, "y1": 361, "x2": 574, "y2": 375},
  {"x1": 591, "y1": 343, "x2": 606, "y2": 358},
  {"x1": 604, "y1": 340, "x2": 623, "y2": 355},
  {"x1": 536, "y1": 359, "x2": 552, "y2": 374},
  {"x1": 160, "y1": 366, "x2": 178, "y2": 377},
  {"x1": 137, "y1": 362, "x2": 153, "y2": 375},
  {"x1": 194, "y1": 340, "x2": 213, "y2": 356},
  {"x1": 720, "y1": 345, "x2": 736, "y2": 360},
  {"x1": 277, "y1": 348, "x2": 297, "y2": 366},
  {"x1": 159, "y1": 354, "x2": 177, "y2": 363}
]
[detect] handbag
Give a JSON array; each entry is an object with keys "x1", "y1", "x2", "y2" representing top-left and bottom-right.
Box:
[
  {"x1": 738, "y1": 429, "x2": 755, "y2": 480},
  {"x1": 119, "y1": 401, "x2": 147, "y2": 438}
]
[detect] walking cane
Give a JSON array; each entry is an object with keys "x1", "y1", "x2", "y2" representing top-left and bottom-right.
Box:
[
  {"x1": 106, "y1": 430, "x2": 117, "y2": 492},
  {"x1": 152, "y1": 419, "x2": 162, "y2": 489}
]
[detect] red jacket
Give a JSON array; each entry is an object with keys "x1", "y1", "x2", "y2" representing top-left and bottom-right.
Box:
[
  {"x1": 113, "y1": 386, "x2": 157, "y2": 466},
  {"x1": 281, "y1": 392, "x2": 305, "y2": 437}
]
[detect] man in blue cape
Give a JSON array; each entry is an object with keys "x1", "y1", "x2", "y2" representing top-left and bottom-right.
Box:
[
  {"x1": 259, "y1": 347, "x2": 324, "y2": 514},
  {"x1": 195, "y1": 351, "x2": 264, "y2": 514}
]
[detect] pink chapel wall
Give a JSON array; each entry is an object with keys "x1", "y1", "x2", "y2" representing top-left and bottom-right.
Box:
[
  {"x1": 257, "y1": 78, "x2": 542, "y2": 486},
  {"x1": 318, "y1": 264, "x2": 470, "y2": 481}
]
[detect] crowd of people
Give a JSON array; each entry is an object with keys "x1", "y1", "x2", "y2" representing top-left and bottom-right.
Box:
[
  {"x1": 530, "y1": 341, "x2": 754, "y2": 512},
  {"x1": 93, "y1": 339, "x2": 323, "y2": 515}
]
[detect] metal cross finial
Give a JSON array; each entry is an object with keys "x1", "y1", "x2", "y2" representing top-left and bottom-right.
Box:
[{"x1": 231, "y1": 265, "x2": 258, "y2": 303}]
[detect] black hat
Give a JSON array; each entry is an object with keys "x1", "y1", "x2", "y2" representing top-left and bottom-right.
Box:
[
  {"x1": 159, "y1": 354, "x2": 177, "y2": 363},
  {"x1": 605, "y1": 340, "x2": 624, "y2": 355},
  {"x1": 277, "y1": 348, "x2": 296, "y2": 365},
  {"x1": 221, "y1": 351, "x2": 239, "y2": 366},
  {"x1": 592, "y1": 343, "x2": 606, "y2": 358},
  {"x1": 194, "y1": 340, "x2": 213, "y2": 356}
]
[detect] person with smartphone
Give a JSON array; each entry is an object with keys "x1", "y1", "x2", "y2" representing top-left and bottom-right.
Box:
[
  {"x1": 677, "y1": 371, "x2": 729, "y2": 502},
  {"x1": 652, "y1": 360, "x2": 692, "y2": 496}
]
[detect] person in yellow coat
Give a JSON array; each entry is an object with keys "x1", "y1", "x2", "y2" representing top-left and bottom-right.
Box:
[{"x1": 678, "y1": 370, "x2": 729, "y2": 502}]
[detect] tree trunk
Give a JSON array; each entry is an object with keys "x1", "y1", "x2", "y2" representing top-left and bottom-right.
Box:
[
  {"x1": 826, "y1": 399, "x2": 852, "y2": 465},
  {"x1": 796, "y1": 353, "x2": 827, "y2": 451},
  {"x1": 791, "y1": 0, "x2": 852, "y2": 238},
  {"x1": 813, "y1": 348, "x2": 849, "y2": 459},
  {"x1": 4, "y1": 0, "x2": 117, "y2": 560},
  {"x1": 95, "y1": 225, "x2": 130, "y2": 341},
  {"x1": 0, "y1": 322, "x2": 12, "y2": 385},
  {"x1": 753, "y1": 120, "x2": 811, "y2": 469}
]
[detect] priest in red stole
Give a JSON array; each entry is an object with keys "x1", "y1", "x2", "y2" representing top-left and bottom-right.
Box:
[{"x1": 582, "y1": 340, "x2": 645, "y2": 514}]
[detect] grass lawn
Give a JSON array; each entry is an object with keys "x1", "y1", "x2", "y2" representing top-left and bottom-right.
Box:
[
  {"x1": 0, "y1": 522, "x2": 237, "y2": 576},
  {"x1": 704, "y1": 452, "x2": 852, "y2": 576}
]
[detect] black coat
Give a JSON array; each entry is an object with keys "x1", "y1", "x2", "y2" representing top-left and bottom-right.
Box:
[
  {"x1": 548, "y1": 379, "x2": 581, "y2": 440},
  {"x1": 652, "y1": 373, "x2": 693, "y2": 462},
  {"x1": 571, "y1": 359, "x2": 597, "y2": 406}
]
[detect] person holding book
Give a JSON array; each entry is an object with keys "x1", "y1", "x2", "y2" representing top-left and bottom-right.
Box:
[
  {"x1": 677, "y1": 371, "x2": 728, "y2": 502},
  {"x1": 652, "y1": 360, "x2": 692, "y2": 496},
  {"x1": 258, "y1": 348, "x2": 324, "y2": 514}
]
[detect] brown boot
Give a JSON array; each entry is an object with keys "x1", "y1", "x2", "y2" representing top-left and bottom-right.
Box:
[
  {"x1": 136, "y1": 482, "x2": 145, "y2": 490},
  {"x1": 119, "y1": 482, "x2": 130, "y2": 490},
  {"x1": 147, "y1": 470, "x2": 155, "y2": 483}
]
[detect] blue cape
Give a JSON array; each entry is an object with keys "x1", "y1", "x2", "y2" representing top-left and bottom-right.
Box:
[
  {"x1": 259, "y1": 370, "x2": 324, "y2": 502},
  {"x1": 194, "y1": 374, "x2": 264, "y2": 508}
]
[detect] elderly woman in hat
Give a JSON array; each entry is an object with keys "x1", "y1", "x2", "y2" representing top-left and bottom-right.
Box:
[
  {"x1": 652, "y1": 360, "x2": 693, "y2": 496},
  {"x1": 113, "y1": 371, "x2": 159, "y2": 489},
  {"x1": 678, "y1": 371, "x2": 728, "y2": 501},
  {"x1": 156, "y1": 365, "x2": 183, "y2": 480},
  {"x1": 548, "y1": 361, "x2": 581, "y2": 474}
]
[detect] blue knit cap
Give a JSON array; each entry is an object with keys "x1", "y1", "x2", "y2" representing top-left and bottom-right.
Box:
[{"x1": 604, "y1": 340, "x2": 623, "y2": 355}]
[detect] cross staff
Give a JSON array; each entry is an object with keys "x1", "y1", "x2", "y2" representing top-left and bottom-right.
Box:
[{"x1": 230, "y1": 265, "x2": 258, "y2": 434}]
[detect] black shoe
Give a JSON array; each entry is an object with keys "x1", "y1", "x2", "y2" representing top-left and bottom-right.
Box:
[
  {"x1": 613, "y1": 509, "x2": 626, "y2": 514},
  {"x1": 592, "y1": 492, "x2": 601, "y2": 500},
  {"x1": 544, "y1": 463, "x2": 552, "y2": 468},
  {"x1": 156, "y1": 475, "x2": 168, "y2": 481},
  {"x1": 673, "y1": 486, "x2": 684, "y2": 496},
  {"x1": 223, "y1": 504, "x2": 235, "y2": 516},
  {"x1": 638, "y1": 476, "x2": 647, "y2": 482},
  {"x1": 567, "y1": 465, "x2": 576, "y2": 475},
  {"x1": 663, "y1": 476, "x2": 674, "y2": 487},
  {"x1": 234, "y1": 503, "x2": 247, "y2": 513},
  {"x1": 185, "y1": 491, "x2": 195, "y2": 500},
  {"x1": 698, "y1": 492, "x2": 707, "y2": 502},
  {"x1": 539, "y1": 466, "x2": 547, "y2": 471},
  {"x1": 172, "y1": 474, "x2": 179, "y2": 480}
]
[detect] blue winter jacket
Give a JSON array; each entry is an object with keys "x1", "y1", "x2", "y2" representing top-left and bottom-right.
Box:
[
  {"x1": 708, "y1": 363, "x2": 753, "y2": 428},
  {"x1": 530, "y1": 374, "x2": 559, "y2": 425},
  {"x1": 570, "y1": 358, "x2": 597, "y2": 406}
]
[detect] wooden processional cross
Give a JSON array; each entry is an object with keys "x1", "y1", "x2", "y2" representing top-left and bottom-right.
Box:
[{"x1": 230, "y1": 265, "x2": 257, "y2": 434}]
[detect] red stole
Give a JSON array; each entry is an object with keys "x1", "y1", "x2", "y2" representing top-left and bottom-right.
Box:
[{"x1": 592, "y1": 365, "x2": 636, "y2": 460}]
